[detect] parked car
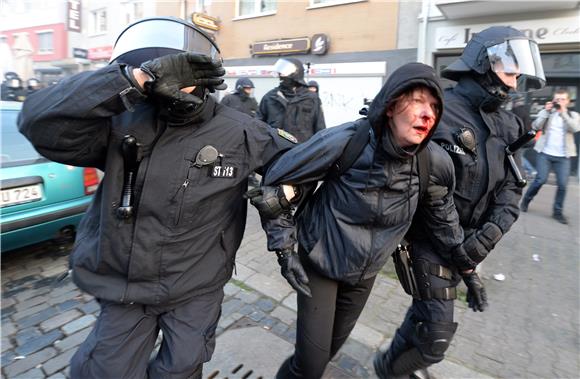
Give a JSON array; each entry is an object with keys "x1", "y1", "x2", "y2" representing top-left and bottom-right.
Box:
[{"x1": 1, "y1": 101, "x2": 99, "y2": 252}]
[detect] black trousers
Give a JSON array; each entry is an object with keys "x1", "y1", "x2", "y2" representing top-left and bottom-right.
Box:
[
  {"x1": 276, "y1": 256, "x2": 376, "y2": 379},
  {"x1": 70, "y1": 288, "x2": 224, "y2": 379}
]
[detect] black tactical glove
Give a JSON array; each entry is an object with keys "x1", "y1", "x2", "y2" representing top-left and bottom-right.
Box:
[
  {"x1": 244, "y1": 185, "x2": 293, "y2": 219},
  {"x1": 462, "y1": 272, "x2": 488, "y2": 312},
  {"x1": 140, "y1": 52, "x2": 226, "y2": 104},
  {"x1": 276, "y1": 249, "x2": 312, "y2": 298},
  {"x1": 451, "y1": 222, "x2": 503, "y2": 271}
]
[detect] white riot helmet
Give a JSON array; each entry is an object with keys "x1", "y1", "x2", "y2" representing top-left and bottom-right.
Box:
[{"x1": 110, "y1": 16, "x2": 221, "y2": 67}]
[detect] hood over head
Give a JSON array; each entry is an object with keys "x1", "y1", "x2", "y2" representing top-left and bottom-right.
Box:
[{"x1": 367, "y1": 62, "x2": 444, "y2": 156}]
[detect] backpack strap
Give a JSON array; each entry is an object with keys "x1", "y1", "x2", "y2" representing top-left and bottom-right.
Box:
[
  {"x1": 416, "y1": 147, "x2": 430, "y2": 201},
  {"x1": 294, "y1": 118, "x2": 371, "y2": 217},
  {"x1": 331, "y1": 118, "x2": 371, "y2": 177}
]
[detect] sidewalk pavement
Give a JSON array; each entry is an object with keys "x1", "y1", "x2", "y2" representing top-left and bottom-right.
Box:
[{"x1": 1, "y1": 182, "x2": 578, "y2": 378}]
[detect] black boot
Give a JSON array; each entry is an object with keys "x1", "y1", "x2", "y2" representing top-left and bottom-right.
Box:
[
  {"x1": 374, "y1": 331, "x2": 410, "y2": 379},
  {"x1": 374, "y1": 331, "x2": 440, "y2": 379}
]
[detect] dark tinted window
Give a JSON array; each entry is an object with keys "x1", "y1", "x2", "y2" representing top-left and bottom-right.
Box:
[{"x1": 1, "y1": 108, "x2": 44, "y2": 168}]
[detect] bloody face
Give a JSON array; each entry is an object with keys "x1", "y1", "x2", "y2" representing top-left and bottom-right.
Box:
[{"x1": 387, "y1": 87, "x2": 439, "y2": 148}]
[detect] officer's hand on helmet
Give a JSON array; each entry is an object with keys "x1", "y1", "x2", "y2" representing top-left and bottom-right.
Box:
[
  {"x1": 139, "y1": 52, "x2": 226, "y2": 104},
  {"x1": 276, "y1": 249, "x2": 312, "y2": 298},
  {"x1": 462, "y1": 272, "x2": 488, "y2": 312},
  {"x1": 244, "y1": 185, "x2": 293, "y2": 219},
  {"x1": 451, "y1": 222, "x2": 502, "y2": 271}
]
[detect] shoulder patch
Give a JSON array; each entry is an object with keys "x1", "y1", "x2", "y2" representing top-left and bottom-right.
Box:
[{"x1": 277, "y1": 129, "x2": 298, "y2": 144}]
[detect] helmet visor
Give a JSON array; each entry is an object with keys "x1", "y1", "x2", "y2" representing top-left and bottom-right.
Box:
[
  {"x1": 487, "y1": 39, "x2": 545, "y2": 92},
  {"x1": 273, "y1": 58, "x2": 301, "y2": 77},
  {"x1": 110, "y1": 18, "x2": 220, "y2": 64}
]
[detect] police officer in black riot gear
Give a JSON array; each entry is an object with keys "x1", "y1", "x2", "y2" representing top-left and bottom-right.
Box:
[
  {"x1": 221, "y1": 77, "x2": 259, "y2": 117},
  {"x1": 258, "y1": 57, "x2": 326, "y2": 142},
  {"x1": 18, "y1": 17, "x2": 296, "y2": 379},
  {"x1": 374, "y1": 26, "x2": 546, "y2": 379}
]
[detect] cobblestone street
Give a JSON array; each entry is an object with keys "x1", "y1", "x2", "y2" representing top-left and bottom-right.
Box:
[{"x1": 1, "y1": 182, "x2": 579, "y2": 379}]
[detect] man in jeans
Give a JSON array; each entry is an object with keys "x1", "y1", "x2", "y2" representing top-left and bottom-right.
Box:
[{"x1": 520, "y1": 88, "x2": 580, "y2": 224}]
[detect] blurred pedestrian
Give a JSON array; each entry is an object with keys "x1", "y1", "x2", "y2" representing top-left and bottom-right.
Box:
[
  {"x1": 221, "y1": 77, "x2": 258, "y2": 117},
  {"x1": 520, "y1": 88, "x2": 580, "y2": 224},
  {"x1": 374, "y1": 26, "x2": 547, "y2": 379},
  {"x1": 18, "y1": 17, "x2": 295, "y2": 379},
  {"x1": 258, "y1": 58, "x2": 325, "y2": 143},
  {"x1": 247, "y1": 62, "x2": 464, "y2": 379}
]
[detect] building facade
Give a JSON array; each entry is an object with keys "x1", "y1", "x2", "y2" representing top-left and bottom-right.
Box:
[{"x1": 193, "y1": 0, "x2": 417, "y2": 127}]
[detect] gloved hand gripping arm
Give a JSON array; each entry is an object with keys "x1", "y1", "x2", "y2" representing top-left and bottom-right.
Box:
[
  {"x1": 244, "y1": 184, "x2": 301, "y2": 219},
  {"x1": 245, "y1": 185, "x2": 311, "y2": 297}
]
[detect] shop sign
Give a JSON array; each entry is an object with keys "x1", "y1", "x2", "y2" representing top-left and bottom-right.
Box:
[
  {"x1": 311, "y1": 34, "x2": 329, "y2": 55},
  {"x1": 192, "y1": 13, "x2": 220, "y2": 31},
  {"x1": 88, "y1": 46, "x2": 113, "y2": 60},
  {"x1": 73, "y1": 47, "x2": 88, "y2": 59},
  {"x1": 435, "y1": 17, "x2": 580, "y2": 49},
  {"x1": 67, "y1": 0, "x2": 82, "y2": 32},
  {"x1": 252, "y1": 37, "x2": 310, "y2": 56}
]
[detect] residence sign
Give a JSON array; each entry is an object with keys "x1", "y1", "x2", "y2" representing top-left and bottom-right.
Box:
[
  {"x1": 252, "y1": 37, "x2": 311, "y2": 56},
  {"x1": 251, "y1": 34, "x2": 330, "y2": 56}
]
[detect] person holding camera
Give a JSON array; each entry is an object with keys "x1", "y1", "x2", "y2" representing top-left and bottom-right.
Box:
[{"x1": 520, "y1": 88, "x2": 580, "y2": 224}]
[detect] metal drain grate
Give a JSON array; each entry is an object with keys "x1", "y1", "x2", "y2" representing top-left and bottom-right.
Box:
[{"x1": 205, "y1": 362, "x2": 264, "y2": 379}]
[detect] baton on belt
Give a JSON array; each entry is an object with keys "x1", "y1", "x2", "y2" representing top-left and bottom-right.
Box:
[
  {"x1": 505, "y1": 130, "x2": 536, "y2": 188},
  {"x1": 116, "y1": 135, "x2": 139, "y2": 219}
]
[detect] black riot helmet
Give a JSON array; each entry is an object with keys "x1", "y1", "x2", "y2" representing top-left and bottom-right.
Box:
[
  {"x1": 109, "y1": 16, "x2": 221, "y2": 67},
  {"x1": 273, "y1": 58, "x2": 307, "y2": 86},
  {"x1": 307, "y1": 80, "x2": 319, "y2": 92},
  {"x1": 442, "y1": 26, "x2": 545, "y2": 96},
  {"x1": 235, "y1": 77, "x2": 255, "y2": 92}
]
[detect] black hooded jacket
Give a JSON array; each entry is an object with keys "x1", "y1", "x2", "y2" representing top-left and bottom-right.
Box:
[
  {"x1": 220, "y1": 90, "x2": 258, "y2": 118},
  {"x1": 258, "y1": 85, "x2": 325, "y2": 143},
  {"x1": 431, "y1": 77, "x2": 525, "y2": 234},
  {"x1": 261, "y1": 63, "x2": 463, "y2": 284}
]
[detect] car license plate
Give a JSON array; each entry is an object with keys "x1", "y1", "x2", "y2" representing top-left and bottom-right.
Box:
[{"x1": 1, "y1": 184, "x2": 43, "y2": 207}]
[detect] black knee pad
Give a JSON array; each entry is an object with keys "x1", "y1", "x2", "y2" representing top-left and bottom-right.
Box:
[{"x1": 412, "y1": 321, "x2": 458, "y2": 364}]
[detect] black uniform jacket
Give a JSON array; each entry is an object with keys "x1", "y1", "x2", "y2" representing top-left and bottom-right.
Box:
[
  {"x1": 261, "y1": 64, "x2": 463, "y2": 285},
  {"x1": 18, "y1": 64, "x2": 293, "y2": 305},
  {"x1": 432, "y1": 77, "x2": 525, "y2": 235},
  {"x1": 258, "y1": 86, "x2": 325, "y2": 143},
  {"x1": 220, "y1": 91, "x2": 258, "y2": 118}
]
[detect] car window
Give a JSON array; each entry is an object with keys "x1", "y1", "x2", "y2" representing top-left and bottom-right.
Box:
[{"x1": 1, "y1": 108, "x2": 45, "y2": 168}]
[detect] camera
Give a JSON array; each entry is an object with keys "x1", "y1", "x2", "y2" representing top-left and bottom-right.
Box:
[{"x1": 553, "y1": 103, "x2": 561, "y2": 110}]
